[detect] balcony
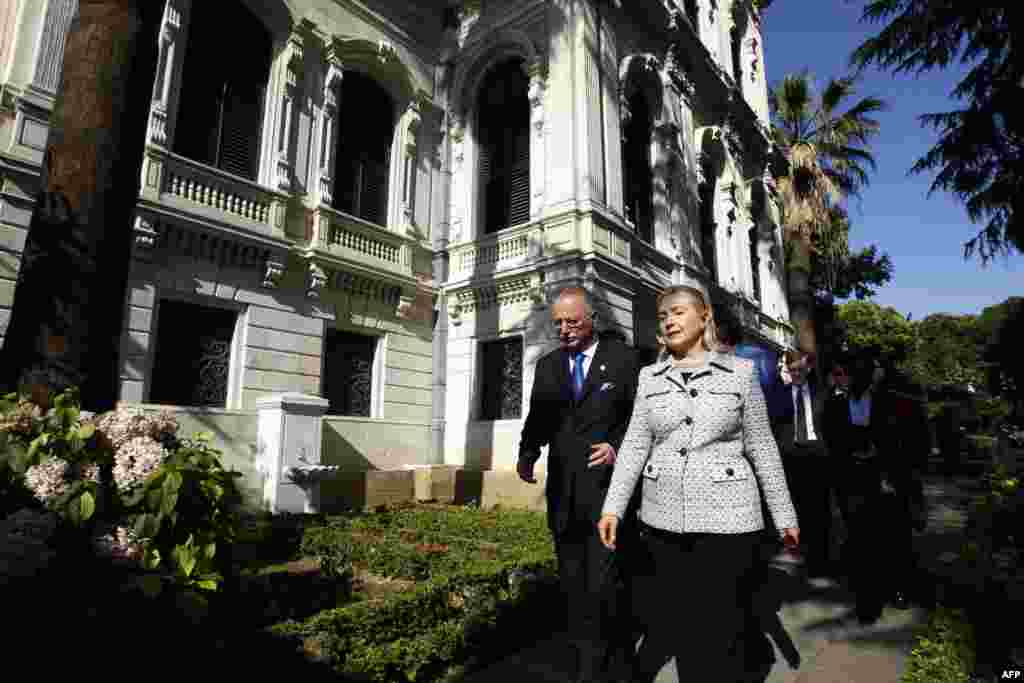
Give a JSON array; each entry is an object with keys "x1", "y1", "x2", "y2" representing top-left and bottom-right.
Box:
[
  {"x1": 448, "y1": 221, "x2": 544, "y2": 280},
  {"x1": 308, "y1": 205, "x2": 413, "y2": 280},
  {"x1": 139, "y1": 147, "x2": 289, "y2": 240}
]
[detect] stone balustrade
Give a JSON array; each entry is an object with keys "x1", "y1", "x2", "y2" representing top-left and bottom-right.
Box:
[
  {"x1": 139, "y1": 147, "x2": 288, "y2": 237},
  {"x1": 449, "y1": 221, "x2": 542, "y2": 278},
  {"x1": 310, "y1": 206, "x2": 413, "y2": 278}
]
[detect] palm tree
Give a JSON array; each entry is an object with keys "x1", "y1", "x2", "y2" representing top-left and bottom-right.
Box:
[{"x1": 769, "y1": 72, "x2": 885, "y2": 356}]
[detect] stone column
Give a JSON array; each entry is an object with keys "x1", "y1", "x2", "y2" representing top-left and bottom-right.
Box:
[
  {"x1": 573, "y1": 0, "x2": 606, "y2": 208},
  {"x1": 145, "y1": 0, "x2": 191, "y2": 148},
  {"x1": 274, "y1": 31, "x2": 304, "y2": 192},
  {"x1": 527, "y1": 62, "x2": 547, "y2": 219},
  {"x1": 316, "y1": 43, "x2": 343, "y2": 208},
  {"x1": 0, "y1": 0, "x2": 161, "y2": 409},
  {"x1": 28, "y1": 0, "x2": 78, "y2": 99},
  {"x1": 398, "y1": 93, "x2": 425, "y2": 232},
  {"x1": 256, "y1": 393, "x2": 330, "y2": 514}
]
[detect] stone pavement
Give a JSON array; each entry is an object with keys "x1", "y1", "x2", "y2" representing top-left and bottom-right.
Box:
[{"x1": 466, "y1": 551, "x2": 927, "y2": 683}]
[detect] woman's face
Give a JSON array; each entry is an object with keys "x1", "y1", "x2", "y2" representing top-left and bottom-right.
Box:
[{"x1": 657, "y1": 292, "x2": 708, "y2": 355}]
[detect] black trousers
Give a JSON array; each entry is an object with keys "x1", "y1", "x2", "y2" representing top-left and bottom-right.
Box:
[
  {"x1": 781, "y1": 446, "x2": 832, "y2": 568},
  {"x1": 554, "y1": 517, "x2": 634, "y2": 682},
  {"x1": 631, "y1": 525, "x2": 760, "y2": 683}
]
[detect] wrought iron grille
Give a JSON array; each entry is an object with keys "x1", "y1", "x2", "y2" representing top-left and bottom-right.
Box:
[
  {"x1": 149, "y1": 299, "x2": 237, "y2": 407},
  {"x1": 480, "y1": 337, "x2": 523, "y2": 420},
  {"x1": 323, "y1": 329, "x2": 376, "y2": 417}
]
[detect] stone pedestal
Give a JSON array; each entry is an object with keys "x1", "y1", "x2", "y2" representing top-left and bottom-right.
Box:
[{"x1": 256, "y1": 393, "x2": 330, "y2": 514}]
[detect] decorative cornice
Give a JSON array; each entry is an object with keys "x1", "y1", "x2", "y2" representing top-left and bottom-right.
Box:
[
  {"x1": 262, "y1": 258, "x2": 285, "y2": 289},
  {"x1": 445, "y1": 272, "x2": 541, "y2": 325}
]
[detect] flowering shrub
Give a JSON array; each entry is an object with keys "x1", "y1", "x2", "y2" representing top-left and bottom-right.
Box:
[{"x1": 0, "y1": 388, "x2": 243, "y2": 592}]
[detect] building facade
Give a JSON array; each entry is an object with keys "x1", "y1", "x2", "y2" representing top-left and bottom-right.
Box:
[{"x1": 1, "y1": 0, "x2": 793, "y2": 483}]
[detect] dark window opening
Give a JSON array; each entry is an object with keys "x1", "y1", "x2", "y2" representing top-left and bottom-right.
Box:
[
  {"x1": 685, "y1": 0, "x2": 700, "y2": 33},
  {"x1": 623, "y1": 90, "x2": 654, "y2": 243},
  {"x1": 174, "y1": 0, "x2": 271, "y2": 181},
  {"x1": 477, "y1": 59, "x2": 531, "y2": 234},
  {"x1": 150, "y1": 300, "x2": 237, "y2": 407},
  {"x1": 480, "y1": 337, "x2": 523, "y2": 420},
  {"x1": 322, "y1": 330, "x2": 376, "y2": 417},
  {"x1": 335, "y1": 72, "x2": 394, "y2": 226},
  {"x1": 750, "y1": 225, "x2": 762, "y2": 302},
  {"x1": 699, "y1": 180, "x2": 717, "y2": 280},
  {"x1": 731, "y1": 27, "x2": 743, "y2": 85}
]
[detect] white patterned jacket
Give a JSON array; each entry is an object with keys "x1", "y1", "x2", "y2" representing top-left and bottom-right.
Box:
[{"x1": 602, "y1": 352, "x2": 798, "y2": 535}]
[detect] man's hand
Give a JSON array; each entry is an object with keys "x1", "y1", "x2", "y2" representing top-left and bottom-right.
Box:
[
  {"x1": 597, "y1": 514, "x2": 618, "y2": 550},
  {"x1": 516, "y1": 457, "x2": 537, "y2": 484},
  {"x1": 588, "y1": 442, "x2": 616, "y2": 468}
]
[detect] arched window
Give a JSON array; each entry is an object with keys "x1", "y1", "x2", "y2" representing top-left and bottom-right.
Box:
[
  {"x1": 174, "y1": 0, "x2": 271, "y2": 182},
  {"x1": 477, "y1": 59, "x2": 531, "y2": 235},
  {"x1": 622, "y1": 90, "x2": 654, "y2": 243},
  {"x1": 334, "y1": 72, "x2": 394, "y2": 226}
]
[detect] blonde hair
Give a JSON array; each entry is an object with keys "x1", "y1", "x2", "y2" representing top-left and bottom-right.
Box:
[{"x1": 655, "y1": 285, "x2": 719, "y2": 351}]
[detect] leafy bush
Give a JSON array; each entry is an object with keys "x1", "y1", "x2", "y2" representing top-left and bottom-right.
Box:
[
  {"x1": 275, "y1": 505, "x2": 559, "y2": 681},
  {"x1": 0, "y1": 387, "x2": 244, "y2": 592},
  {"x1": 902, "y1": 608, "x2": 976, "y2": 683}
]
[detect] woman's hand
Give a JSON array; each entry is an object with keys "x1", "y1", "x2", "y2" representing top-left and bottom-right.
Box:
[
  {"x1": 597, "y1": 514, "x2": 619, "y2": 550},
  {"x1": 781, "y1": 527, "x2": 800, "y2": 550}
]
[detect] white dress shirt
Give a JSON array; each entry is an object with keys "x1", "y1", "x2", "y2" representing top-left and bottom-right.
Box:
[
  {"x1": 569, "y1": 338, "x2": 599, "y2": 379},
  {"x1": 791, "y1": 382, "x2": 819, "y2": 442}
]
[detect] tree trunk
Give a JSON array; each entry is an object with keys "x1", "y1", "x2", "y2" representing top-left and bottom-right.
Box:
[
  {"x1": 787, "y1": 235, "x2": 817, "y2": 355},
  {"x1": 1, "y1": 1, "x2": 161, "y2": 410}
]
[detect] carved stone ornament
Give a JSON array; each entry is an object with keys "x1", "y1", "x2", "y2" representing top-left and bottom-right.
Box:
[
  {"x1": 378, "y1": 40, "x2": 397, "y2": 64},
  {"x1": 395, "y1": 291, "x2": 415, "y2": 319},
  {"x1": 262, "y1": 259, "x2": 286, "y2": 289},
  {"x1": 447, "y1": 298, "x2": 463, "y2": 325},
  {"x1": 132, "y1": 216, "x2": 159, "y2": 252},
  {"x1": 306, "y1": 262, "x2": 328, "y2": 298}
]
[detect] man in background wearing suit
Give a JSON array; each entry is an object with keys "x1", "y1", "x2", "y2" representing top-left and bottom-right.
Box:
[
  {"x1": 776, "y1": 349, "x2": 832, "y2": 577},
  {"x1": 518, "y1": 286, "x2": 640, "y2": 683}
]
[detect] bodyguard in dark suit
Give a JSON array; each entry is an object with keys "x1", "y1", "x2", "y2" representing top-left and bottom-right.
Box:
[
  {"x1": 518, "y1": 286, "x2": 640, "y2": 683},
  {"x1": 775, "y1": 350, "x2": 832, "y2": 576}
]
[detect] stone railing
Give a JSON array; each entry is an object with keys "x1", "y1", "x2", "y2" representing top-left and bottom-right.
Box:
[
  {"x1": 140, "y1": 148, "x2": 287, "y2": 237},
  {"x1": 310, "y1": 206, "x2": 413, "y2": 278},
  {"x1": 449, "y1": 222, "x2": 543, "y2": 278}
]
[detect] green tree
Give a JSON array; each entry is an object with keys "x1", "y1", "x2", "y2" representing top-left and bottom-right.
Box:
[
  {"x1": 836, "y1": 300, "x2": 917, "y2": 361},
  {"x1": 851, "y1": 1, "x2": 1024, "y2": 262},
  {"x1": 770, "y1": 72, "x2": 886, "y2": 356},
  {"x1": 904, "y1": 313, "x2": 985, "y2": 389},
  {"x1": 981, "y1": 297, "x2": 1024, "y2": 416}
]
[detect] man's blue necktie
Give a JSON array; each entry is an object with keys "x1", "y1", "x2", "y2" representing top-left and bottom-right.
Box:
[{"x1": 572, "y1": 351, "x2": 586, "y2": 401}]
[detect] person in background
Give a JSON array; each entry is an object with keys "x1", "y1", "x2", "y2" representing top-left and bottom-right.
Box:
[
  {"x1": 517, "y1": 286, "x2": 640, "y2": 683},
  {"x1": 597, "y1": 285, "x2": 798, "y2": 683},
  {"x1": 775, "y1": 349, "x2": 832, "y2": 578}
]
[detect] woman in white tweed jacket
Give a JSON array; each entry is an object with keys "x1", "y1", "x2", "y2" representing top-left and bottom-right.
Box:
[{"x1": 598, "y1": 285, "x2": 799, "y2": 683}]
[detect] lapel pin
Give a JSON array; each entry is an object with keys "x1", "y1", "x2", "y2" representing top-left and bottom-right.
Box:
[{"x1": 600, "y1": 364, "x2": 606, "y2": 372}]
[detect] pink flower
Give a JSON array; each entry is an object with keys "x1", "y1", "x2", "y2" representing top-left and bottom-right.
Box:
[
  {"x1": 24, "y1": 457, "x2": 71, "y2": 503},
  {"x1": 112, "y1": 436, "x2": 167, "y2": 492}
]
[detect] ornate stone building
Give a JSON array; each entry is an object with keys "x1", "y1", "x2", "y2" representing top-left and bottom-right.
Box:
[{"x1": 1, "y1": 0, "x2": 793, "y2": 484}]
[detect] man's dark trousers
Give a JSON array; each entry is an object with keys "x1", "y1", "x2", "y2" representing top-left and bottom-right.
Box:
[
  {"x1": 519, "y1": 337, "x2": 640, "y2": 682},
  {"x1": 782, "y1": 442, "x2": 831, "y2": 570}
]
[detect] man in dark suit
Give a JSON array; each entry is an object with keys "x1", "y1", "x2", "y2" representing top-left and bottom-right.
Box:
[
  {"x1": 518, "y1": 286, "x2": 640, "y2": 683},
  {"x1": 775, "y1": 349, "x2": 832, "y2": 577}
]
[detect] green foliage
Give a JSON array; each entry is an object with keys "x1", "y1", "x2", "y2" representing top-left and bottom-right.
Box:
[
  {"x1": 274, "y1": 505, "x2": 558, "y2": 682},
  {"x1": 121, "y1": 432, "x2": 244, "y2": 592},
  {"x1": 904, "y1": 313, "x2": 986, "y2": 389},
  {"x1": 901, "y1": 608, "x2": 976, "y2": 683},
  {"x1": 836, "y1": 300, "x2": 917, "y2": 360},
  {"x1": 981, "y1": 297, "x2": 1024, "y2": 412},
  {"x1": 851, "y1": 2, "x2": 1024, "y2": 261},
  {"x1": 0, "y1": 388, "x2": 109, "y2": 525}
]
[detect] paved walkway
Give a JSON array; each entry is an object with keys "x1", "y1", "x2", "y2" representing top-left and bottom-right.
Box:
[{"x1": 468, "y1": 471, "x2": 980, "y2": 683}]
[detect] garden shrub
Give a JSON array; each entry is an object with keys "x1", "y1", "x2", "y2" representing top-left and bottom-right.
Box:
[
  {"x1": 902, "y1": 608, "x2": 975, "y2": 683},
  {"x1": 0, "y1": 387, "x2": 244, "y2": 592},
  {"x1": 273, "y1": 505, "x2": 559, "y2": 681}
]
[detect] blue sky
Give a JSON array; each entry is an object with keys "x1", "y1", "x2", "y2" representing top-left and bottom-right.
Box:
[{"x1": 761, "y1": 2, "x2": 1020, "y2": 319}]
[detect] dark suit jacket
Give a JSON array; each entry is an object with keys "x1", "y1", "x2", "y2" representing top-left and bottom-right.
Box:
[
  {"x1": 773, "y1": 379, "x2": 827, "y2": 452},
  {"x1": 519, "y1": 336, "x2": 640, "y2": 536}
]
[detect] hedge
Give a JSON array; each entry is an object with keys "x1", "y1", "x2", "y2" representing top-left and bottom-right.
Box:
[
  {"x1": 902, "y1": 608, "x2": 976, "y2": 683},
  {"x1": 271, "y1": 504, "x2": 559, "y2": 682}
]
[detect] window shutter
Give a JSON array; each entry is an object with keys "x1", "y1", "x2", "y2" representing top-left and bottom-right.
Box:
[
  {"x1": 360, "y1": 156, "x2": 389, "y2": 226},
  {"x1": 508, "y1": 130, "x2": 530, "y2": 226},
  {"x1": 218, "y1": 81, "x2": 264, "y2": 181}
]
